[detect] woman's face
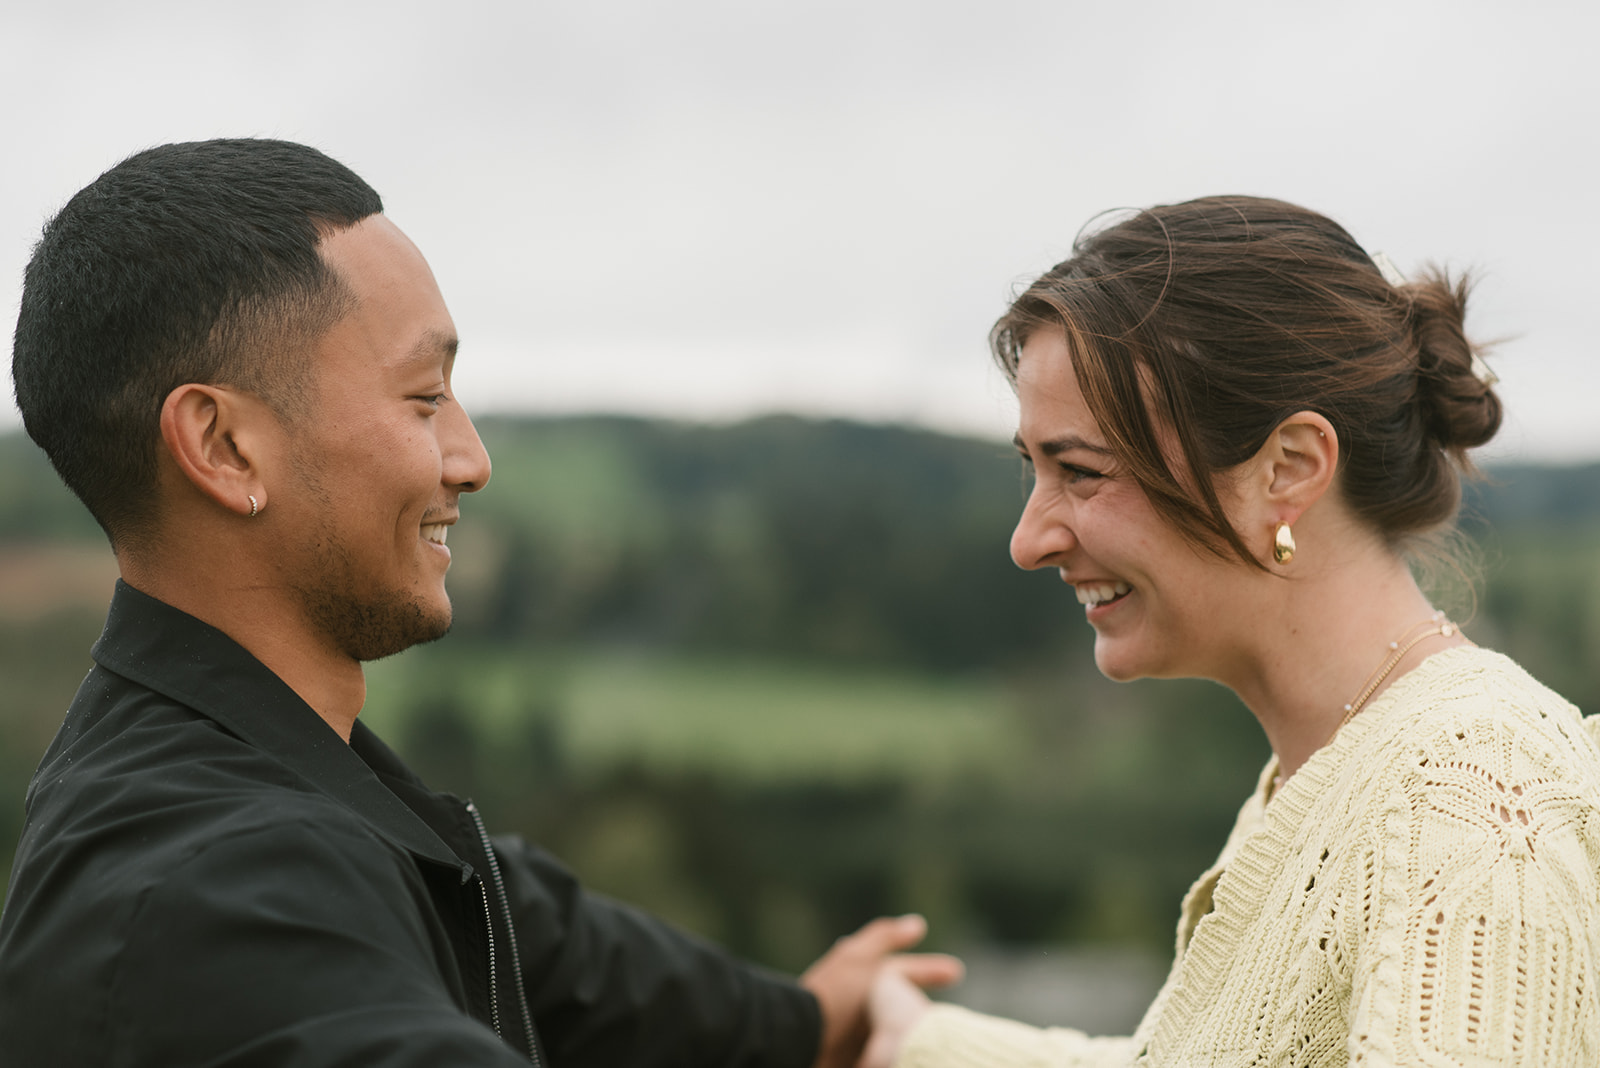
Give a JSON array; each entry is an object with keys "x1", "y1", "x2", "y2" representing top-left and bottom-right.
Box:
[{"x1": 1009, "y1": 328, "x2": 1256, "y2": 683}]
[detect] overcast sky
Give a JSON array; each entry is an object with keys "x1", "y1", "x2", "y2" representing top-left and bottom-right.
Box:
[{"x1": 4, "y1": 0, "x2": 1596, "y2": 460}]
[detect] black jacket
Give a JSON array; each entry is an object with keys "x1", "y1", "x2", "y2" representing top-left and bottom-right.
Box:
[{"x1": 0, "y1": 582, "x2": 820, "y2": 1066}]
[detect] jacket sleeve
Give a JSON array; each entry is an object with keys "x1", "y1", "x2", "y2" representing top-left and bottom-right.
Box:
[
  {"x1": 112, "y1": 818, "x2": 532, "y2": 1067},
  {"x1": 493, "y1": 833, "x2": 823, "y2": 1068}
]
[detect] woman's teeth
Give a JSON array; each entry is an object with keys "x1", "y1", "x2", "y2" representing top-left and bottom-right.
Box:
[{"x1": 1075, "y1": 581, "x2": 1131, "y2": 606}]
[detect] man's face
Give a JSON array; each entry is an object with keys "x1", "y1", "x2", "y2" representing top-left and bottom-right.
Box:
[{"x1": 274, "y1": 215, "x2": 491, "y2": 662}]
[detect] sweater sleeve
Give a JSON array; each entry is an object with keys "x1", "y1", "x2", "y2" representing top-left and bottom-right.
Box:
[
  {"x1": 896, "y1": 1005, "x2": 1137, "y2": 1068},
  {"x1": 1349, "y1": 705, "x2": 1600, "y2": 1065}
]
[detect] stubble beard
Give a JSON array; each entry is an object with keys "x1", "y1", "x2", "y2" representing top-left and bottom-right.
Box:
[
  {"x1": 290, "y1": 514, "x2": 453, "y2": 663},
  {"x1": 286, "y1": 445, "x2": 453, "y2": 662},
  {"x1": 305, "y1": 576, "x2": 453, "y2": 662}
]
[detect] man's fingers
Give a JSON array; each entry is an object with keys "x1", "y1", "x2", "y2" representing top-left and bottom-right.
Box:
[
  {"x1": 893, "y1": 953, "x2": 964, "y2": 991},
  {"x1": 844, "y1": 914, "x2": 928, "y2": 956}
]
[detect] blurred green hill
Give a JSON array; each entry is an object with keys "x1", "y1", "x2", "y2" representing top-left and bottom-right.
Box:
[{"x1": 3, "y1": 416, "x2": 1598, "y2": 973}]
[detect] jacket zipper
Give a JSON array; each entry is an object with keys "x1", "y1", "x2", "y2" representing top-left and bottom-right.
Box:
[
  {"x1": 476, "y1": 878, "x2": 503, "y2": 1038},
  {"x1": 468, "y1": 801, "x2": 542, "y2": 1067}
]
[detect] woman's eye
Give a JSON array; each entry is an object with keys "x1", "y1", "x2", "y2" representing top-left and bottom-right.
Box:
[
  {"x1": 1062, "y1": 464, "x2": 1103, "y2": 484},
  {"x1": 415, "y1": 393, "x2": 448, "y2": 409}
]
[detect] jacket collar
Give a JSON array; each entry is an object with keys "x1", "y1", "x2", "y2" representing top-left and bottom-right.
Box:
[{"x1": 92, "y1": 580, "x2": 473, "y2": 880}]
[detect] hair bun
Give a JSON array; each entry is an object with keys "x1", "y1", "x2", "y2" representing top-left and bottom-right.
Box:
[{"x1": 1407, "y1": 268, "x2": 1501, "y2": 456}]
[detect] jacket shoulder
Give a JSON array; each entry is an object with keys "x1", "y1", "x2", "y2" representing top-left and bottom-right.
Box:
[{"x1": 0, "y1": 679, "x2": 497, "y2": 1065}]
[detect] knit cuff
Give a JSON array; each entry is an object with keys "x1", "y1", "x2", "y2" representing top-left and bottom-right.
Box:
[{"x1": 898, "y1": 1003, "x2": 1137, "y2": 1068}]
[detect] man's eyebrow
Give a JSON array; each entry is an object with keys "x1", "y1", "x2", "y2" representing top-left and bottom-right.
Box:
[
  {"x1": 1012, "y1": 433, "x2": 1114, "y2": 457},
  {"x1": 399, "y1": 330, "x2": 459, "y2": 370}
]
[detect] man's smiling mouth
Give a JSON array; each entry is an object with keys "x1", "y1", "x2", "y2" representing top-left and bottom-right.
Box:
[{"x1": 421, "y1": 523, "x2": 449, "y2": 546}]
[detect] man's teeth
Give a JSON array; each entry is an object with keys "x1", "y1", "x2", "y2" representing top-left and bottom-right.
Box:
[
  {"x1": 1075, "y1": 581, "x2": 1131, "y2": 606},
  {"x1": 422, "y1": 524, "x2": 448, "y2": 546}
]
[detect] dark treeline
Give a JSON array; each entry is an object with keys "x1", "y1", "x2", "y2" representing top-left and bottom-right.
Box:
[
  {"x1": 445, "y1": 416, "x2": 1061, "y2": 669},
  {"x1": 3, "y1": 417, "x2": 1598, "y2": 971}
]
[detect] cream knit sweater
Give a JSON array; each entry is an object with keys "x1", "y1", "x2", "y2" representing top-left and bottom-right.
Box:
[{"x1": 899, "y1": 647, "x2": 1600, "y2": 1067}]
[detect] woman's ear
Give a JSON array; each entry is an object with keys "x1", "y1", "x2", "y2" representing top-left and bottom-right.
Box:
[
  {"x1": 1258, "y1": 410, "x2": 1339, "y2": 523},
  {"x1": 158, "y1": 384, "x2": 271, "y2": 518}
]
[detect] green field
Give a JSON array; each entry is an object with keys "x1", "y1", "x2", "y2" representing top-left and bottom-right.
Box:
[{"x1": 371, "y1": 647, "x2": 1020, "y2": 786}]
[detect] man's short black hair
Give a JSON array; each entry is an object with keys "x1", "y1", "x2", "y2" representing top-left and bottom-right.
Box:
[{"x1": 12, "y1": 138, "x2": 383, "y2": 548}]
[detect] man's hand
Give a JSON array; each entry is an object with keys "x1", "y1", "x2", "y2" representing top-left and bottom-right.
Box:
[{"x1": 799, "y1": 915, "x2": 963, "y2": 1068}]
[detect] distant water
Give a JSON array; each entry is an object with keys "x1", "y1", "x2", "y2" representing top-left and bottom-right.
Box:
[{"x1": 943, "y1": 945, "x2": 1168, "y2": 1035}]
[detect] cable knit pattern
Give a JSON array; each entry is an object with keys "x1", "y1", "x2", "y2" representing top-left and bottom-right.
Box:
[{"x1": 898, "y1": 647, "x2": 1600, "y2": 1067}]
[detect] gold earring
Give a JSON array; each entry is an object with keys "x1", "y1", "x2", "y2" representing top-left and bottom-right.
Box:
[{"x1": 1273, "y1": 522, "x2": 1295, "y2": 565}]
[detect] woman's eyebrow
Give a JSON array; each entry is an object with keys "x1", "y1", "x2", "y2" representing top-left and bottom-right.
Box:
[{"x1": 1013, "y1": 433, "x2": 1113, "y2": 457}]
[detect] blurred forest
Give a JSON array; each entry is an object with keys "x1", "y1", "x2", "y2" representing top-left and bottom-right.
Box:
[{"x1": 3, "y1": 415, "x2": 1599, "y2": 993}]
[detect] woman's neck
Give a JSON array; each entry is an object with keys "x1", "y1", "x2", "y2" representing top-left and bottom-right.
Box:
[{"x1": 1220, "y1": 533, "x2": 1467, "y2": 785}]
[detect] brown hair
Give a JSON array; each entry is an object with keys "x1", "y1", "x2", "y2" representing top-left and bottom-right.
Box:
[{"x1": 992, "y1": 195, "x2": 1502, "y2": 565}]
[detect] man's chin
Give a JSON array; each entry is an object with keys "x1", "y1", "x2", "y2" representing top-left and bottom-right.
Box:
[
  {"x1": 357, "y1": 615, "x2": 452, "y2": 663},
  {"x1": 313, "y1": 593, "x2": 453, "y2": 663}
]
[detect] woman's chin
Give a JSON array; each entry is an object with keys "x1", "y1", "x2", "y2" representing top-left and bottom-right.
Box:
[{"x1": 1092, "y1": 641, "x2": 1147, "y2": 682}]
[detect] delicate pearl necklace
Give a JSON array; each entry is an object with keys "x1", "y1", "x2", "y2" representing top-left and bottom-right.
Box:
[
  {"x1": 1272, "y1": 611, "x2": 1457, "y2": 796},
  {"x1": 1334, "y1": 611, "x2": 1456, "y2": 732}
]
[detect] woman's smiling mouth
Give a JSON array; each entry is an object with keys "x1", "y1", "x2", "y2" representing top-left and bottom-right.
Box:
[{"x1": 1075, "y1": 581, "x2": 1131, "y2": 608}]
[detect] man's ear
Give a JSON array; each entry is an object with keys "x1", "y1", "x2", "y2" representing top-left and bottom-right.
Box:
[
  {"x1": 158, "y1": 384, "x2": 271, "y2": 518},
  {"x1": 1255, "y1": 410, "x2": 1339, "y2": 524}
]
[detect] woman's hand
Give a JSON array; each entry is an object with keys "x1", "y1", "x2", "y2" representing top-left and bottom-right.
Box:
[
  {"x1": 801, "y1": 915, "x2": 962, "y2": 1068},
  {"x1": 858, "y1": 957, "x2": 939, "y2": 1068}
]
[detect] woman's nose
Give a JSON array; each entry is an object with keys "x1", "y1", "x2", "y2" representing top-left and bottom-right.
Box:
[{"x1": 1010, "y1": 487, "x2": 1074, "y2": 570}]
